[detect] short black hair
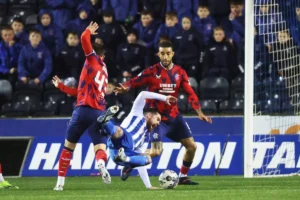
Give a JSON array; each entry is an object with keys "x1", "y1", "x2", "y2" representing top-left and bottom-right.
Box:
[
  {"x1": 158, "y1": 41, "x2": 173, "y2": 49},
  {"x1": 141, "y1": 10, "x2": 153, "y2": 17},
  {"x1": 67, "y1": 31, "x2": 79, "y2": 37},
  {"x1": 29, "y1": 28, "x2": 41, "y2": 35},
  {"x1": 92, "y1": 43, "x2": 106, "y2": 56},
  {"x1": 1, "y1": 25, "x2": 13, "y2": 32},
  {"x1": 103, "y1": 9, "x2": 114, "y2": 17},
  {"x1": 12, "y1": 17, "x2": 24, "y2": 25},
  {"x1": 143, "y1": 108, "x2": 159, "y2": 115}
]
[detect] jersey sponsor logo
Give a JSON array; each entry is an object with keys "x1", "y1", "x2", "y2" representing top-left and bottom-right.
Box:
[{"x1": 159, "y1": 83, "x2": 177, "y2": 94}]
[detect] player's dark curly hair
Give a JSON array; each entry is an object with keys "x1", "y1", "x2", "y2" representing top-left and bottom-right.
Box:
[
  {"x1": 158, "y1": 41, "x2": 173, "y2": 49},
  {"x1": 143, "y1": 108, "x2": 159, "y2": 115},
  {"x1": 92, "y1": 43, "x2": 106, "y2": 57}
]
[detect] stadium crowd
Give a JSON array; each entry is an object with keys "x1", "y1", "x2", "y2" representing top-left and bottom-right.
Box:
[{"x1": 0, "y1": 0, "x2": 299, "y2": 118}]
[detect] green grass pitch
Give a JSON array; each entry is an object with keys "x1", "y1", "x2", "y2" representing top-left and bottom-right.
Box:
[{"x1": 1, "y1": 176, "x2": 300, "y2": 200}]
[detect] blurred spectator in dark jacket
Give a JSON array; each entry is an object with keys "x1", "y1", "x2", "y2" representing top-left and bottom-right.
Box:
[
  {"x1": 154, "y1": 11, "x2": 179, "y2": 49},
  {"x1": 11, "y1": 17, "x2": 29, "y2": 46},
  {"x1": 167, "y1": 0, "x2": 198, "y2": 20},
  {"x1": 65, "y1": 4, "x2": 94, "y2": 36},
  {"x1": 84, "y1": 0, "x2": 102, "y2": 23},
  {"x1": 194, "y1": 4, "x2": 216, "y2": 46},
  {"x1": 46, "y1": 0, "x2": 80, "y2": 29},
  {"x1": 55, "y1": 31, "x2": 84, "y2": 80},
  {"x1": 173, "y1": 17, "x2": 204, "y2": 77},
  {"x1": 203, "y1": 27, "x2": 235, "y2": 80},
  {"x1": 0, "y1": 26, "x2": 23, "y2": 83},
  {"x1": 199, "y1": 0, "x2": 230, "y2": 24},
  {"x1": 35, "y1": 9, "x2": 64, "y2": 56},
  {"x1": 116, "y1": 29, "x2": 147, "y2": 78},
  {"x1": 290, "y1": 6, "x2": 300, "y2": 47},
  {"x1": 18, "y1": 29, "x2": 52, "y2": 85},
  {"x1": 102, "y1": 0, "x2": 137, "y2": 24},
  {"x1": 141, "y1": 0, "x2": 166, "y2": 20}
]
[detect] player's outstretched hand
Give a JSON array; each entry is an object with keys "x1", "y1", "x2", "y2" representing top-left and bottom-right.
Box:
[
  {"x1": 165, "y1": 96, "x2": 178, "y2": 105},
  {"x1": 86, "y1": 21, "x2": 99, "y2": 35},
  {"x1": 114, "y1": 83, "x2": 129, "y2": 94},
  {"x1": 197, "y1": 109, "x2": 212, "y2": 124},
  {"x1": 52, "y1": 75, "x2": 62, "y2": 88},
  {"x1": 147, "y1": 186, "x2": 163, "y2": 190}
]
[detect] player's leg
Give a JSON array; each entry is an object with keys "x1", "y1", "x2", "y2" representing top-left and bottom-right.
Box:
[
  {"x1": 54, "y1": 107, "x2": 88, "y2": 191},
  {"x1": 111, "y1": 148, "x2": 152, "y2": 167},
  {"x1": 0, "y1": 163, "x2": 18, "y2": 189},
  {"x1": 166, "y1": 115, "x2": 198, "y2": 185}
]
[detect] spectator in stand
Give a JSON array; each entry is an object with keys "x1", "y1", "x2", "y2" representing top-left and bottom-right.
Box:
[
  {"x1": 102, "y1": 0, "x2": 137, "y2": 24},
  {"x1": 133, "y1": 10, "x2": 159, "y2": 66},
  {"x1": 194, "y1": 4, "x2": 216, "y2": 46},
  {"x1": 84, "y1": 0, "x2": 102, "y2": 23},
  {"x1": 166, "y1": 0, "x2": 198, "y2": 20},
  {"x1": 256, "y1": 0, "x2": 282, "y2": 44},
  {"x1": 290, "y1": 6, "x2": 300, "y2": 47},
  {"x1": 11, "y1": 17, "x2": 29, "y2": 46},
  {"x1": 220, "y1": 0, "x2": 244, "y2": 45},
  {"x1": 116, "y1": 29, "x2": 147, "y2": 78},
  {"x1": 172, "y1": 17, "x2": 204, "y2": 77},
  {"x1": 55, "y1": 31, "x2": 84, "y2": 80},
  {"x1": 0, "y1": 26, "x2": 22, "y2": 83},
  {"x1": 141, "y1": 0, "x2": 166, "y2": 21},
  {"x1": 46, "y1": 0, "x2": 80, "y2": 29},
  {"x1": 97, "y1": 10, "x2": 126, "y2": 55},
  {"x1": 237, "y1": 27, "x2": 270, "y2": 81},
  {"x1": 35, "y1": 9, "x2": 64, "y2": 56},
  {"x1": 203, "y1": 27, "x2": 235, "y2": 80},
  {"x1": 18, "y1": 29, "x2": 52, "y2": 85},
  {"x1": 199, "y1": 0, "x2": 230, "y2": 24},
  {"x1": 65, "y1": 4, "x2": 94, "y2": 37},
  {"x1": 154, "y1": 11, "x2": 179, "y2": 49}
]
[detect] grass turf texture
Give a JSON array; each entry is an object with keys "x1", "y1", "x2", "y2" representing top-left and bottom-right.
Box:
[{"x1": 1, "y1": 176, "x2": 300, "y2": 200}]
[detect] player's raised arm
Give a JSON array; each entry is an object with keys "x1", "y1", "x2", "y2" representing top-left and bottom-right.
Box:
[
  {"x1": 181, "y1": 70, "x2": 212, "y2": 123},
  {"x1": 81, "y1": 22, "x2": 99, "y2": 56},
  {"x1": 130, "y1": 91, "x2": 177, "y2": 116},
  {"x1": 114, "y1": 67, "x2": 154, "y2": 94},
  {"x1": 52, "y1": 76, "x2": 78, "y2": 97}
]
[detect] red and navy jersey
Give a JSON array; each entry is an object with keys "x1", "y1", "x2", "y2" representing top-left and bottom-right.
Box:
[
  {"x1": 76, "y1": 29, "x2": 108, "y2": 111},
  {"x1": 124, "y1": 62, "x2": 201, "y2": 121}
]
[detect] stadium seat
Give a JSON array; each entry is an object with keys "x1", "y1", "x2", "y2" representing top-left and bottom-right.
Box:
[
  {"x1": 178, "y1": 93, "x2": 188, "y2": 113},
  {"x1": 25, "y1": 14, "x2": 37, "y2": 25},
  {"x1": 188, "y1": 77, "x2": 198, "y2": 92},
  {"x1": 8, "y1": 4, "x2": 36, "y2": 22},
  {"x1": 0, "y1": 80, "x2": 12, "y2": 107},
  {"x1": 231, "y1": 76, "x2": 244, "y2": 100},
  {"x1": 31, "y1": 101, "x2": 57, "y2": 116},
  {"x1": 199, "y1": 100, "x2": 217, "y2": 114},
  {"x1": 1, "y1": 102, "x2": 30, "y2": 117},
  {"x1": 199, "y1": 77, "x2": 229, "y2": 101},
  {"x1": 15, "y1": 80, "x2": 43, "y2": 93},
  {"x1": 219, "y1": 100, "x2": 244, "y2": 114},
  {"x1": 43, "y1": 91, "x2": 66, "y2": 103},
  {"x1": 57, "y1": 97, "x2": 75, "y2": 116},
  {"x1": 13, "y1": 92, "x2": 41, "y2": 105}
]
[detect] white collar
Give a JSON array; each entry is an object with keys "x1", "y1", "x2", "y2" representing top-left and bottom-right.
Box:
[{"x1": 159, "y1": 62, "x2": 174, "y2": 70}]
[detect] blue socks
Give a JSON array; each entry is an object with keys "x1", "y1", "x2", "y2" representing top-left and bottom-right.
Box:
[
  {"x1": 103, "y1": 121, "x2": 117, "y2": 136},
  {"x1": 127, "y1": 156, "x2": 149, "y2": 166}
]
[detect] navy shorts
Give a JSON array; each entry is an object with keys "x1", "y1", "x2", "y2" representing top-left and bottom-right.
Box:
[
  {"x1": 66, "y1": 106, "x2": 108, "y2": 145},
  {"x1": 150, "y1": 115, "x2": 192, "y2": 142}
]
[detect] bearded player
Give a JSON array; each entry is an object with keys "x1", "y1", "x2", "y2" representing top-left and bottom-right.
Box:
[
  {"x1": 114, "y1": 41, "x2": 212, "y2": 185},
  {"x1": 54, "y1": 22, "x2": 111, "y2": 191}
]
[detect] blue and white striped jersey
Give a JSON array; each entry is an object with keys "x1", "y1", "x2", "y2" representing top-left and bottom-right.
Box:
[{"x1": 120, "y1": 91, "x2": 167, "y2": 151}]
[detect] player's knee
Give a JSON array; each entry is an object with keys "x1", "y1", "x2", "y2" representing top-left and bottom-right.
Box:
[
  {"x1": 186, "y1": 142, "x2": 197, "y2": 153},
  {"x1": 151, "y1": 149, "x2": 162, "y2": 157},
  {"x1": 64, "y1": 140, "x2": 76, "y2": 150},
  {"x1": 111, "y1": 126, "x2": 123, "y2": 139}
]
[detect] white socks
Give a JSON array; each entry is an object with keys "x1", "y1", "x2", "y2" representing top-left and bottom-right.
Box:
[
  {"x1": 56, "y1": 176, "x2": 65, "y2": 187},
  {"x1": 0, "y1": 173, "x2": 4, "y2": 182},
  {"x1": 179, "y1": 172, "x2": 187, "y2": 178},
  {"x1": 137, "y1": 167, "x2": 151, "y2": 188},
  {"x1": 96, "y1": 159, "x2": 105, "y2": 168}
]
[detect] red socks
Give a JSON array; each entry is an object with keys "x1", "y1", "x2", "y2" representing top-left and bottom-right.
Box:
[
  {"x1": 180, "y1": 161, "x2": 192, "y2": 176},
  {"x1": 58, "y1": 148, "x2": 73, "y2": 177},
  {"x1": 95, "y1": 149, "x2": 107, "y2": 163},
  {"x1": 0, "y1": 163, "x2": 2, "y2": 173}
]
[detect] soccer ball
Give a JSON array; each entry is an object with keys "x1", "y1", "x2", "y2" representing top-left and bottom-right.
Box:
[{"x1": 159, "y1": 170, "x2": 179, "y2": 189}]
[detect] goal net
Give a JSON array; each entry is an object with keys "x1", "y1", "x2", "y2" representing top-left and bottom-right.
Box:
[{"x1": 244, "y1": 0, "x2": 300, "y2": 177}]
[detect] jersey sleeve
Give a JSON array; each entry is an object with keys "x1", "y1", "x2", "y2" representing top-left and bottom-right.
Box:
[
  {"x1": 124, "y1": 67, "x2": 153, "y2": 90},
  {"x1": 130, "y1": 91, "x2": 167, "y2": 116},
  {"x1": 58, "y1": 82, "x2": 78, "y2": 97},
  {"x1": 81, "y1": 29, "x2": 94, "y2": 56},
  {"x1": 181, "y1": 69, "x2": 201, "y2": 110}
]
